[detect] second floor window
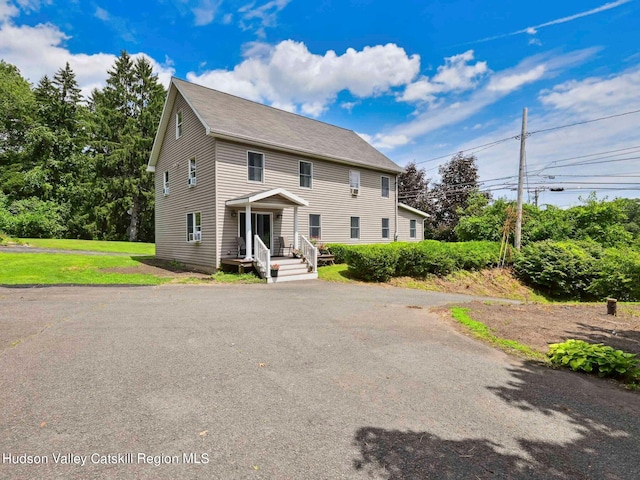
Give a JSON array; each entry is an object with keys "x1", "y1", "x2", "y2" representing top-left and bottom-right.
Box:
[
  {"x1": 299, "y1": 161, "x2": 312, "y2": 188},
  {"x1": 349, "y1": 170, "x2": 360, "y2": 195},
  {"x1": 163, "y1": 171, "x2": 169, "y2": 195},
  {"x1": 381, "y1": 176, "x2": 390, "y2": 198},
  {"x1": 176, "y1": 110, "x2": 183, "y2": 138},
  {"x1": 248, "y1": 151, "x2": 264, "y2": 182},
  {"x1": 188, "y1": 158, "x2": 196, "y2": 186}
]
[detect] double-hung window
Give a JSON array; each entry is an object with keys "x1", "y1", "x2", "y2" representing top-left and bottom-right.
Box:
[
  {"x1": 309, "y1": 214, "x2": 321, "y2": 239},
  {"x1": 176, "y1": 110, "x2": 183, "y2": 138},
  {"x1": 187, "y1": 212, "x2": 202, "y2": 242},
  {"x1": 350, "y1": 217, "x2": 360, "y2": 239},
  {"x1": 382, "y1": 218, "x2": 390, "y2": 239},
  {"x1": 163, "y1": 171, "x2": 169, "y2": 195},
  {"x1": 248, "y1": 151, "x2": 264, "y2": 183},
  {"x1": 381, "y1": 176, "x2": 390, "y2": 198},
  {"x1": 188, "y1": 157, "x2": 196, "y2": 186},
  {"x1": 349, "y1": 170, "x2": 360, "y2": 195},
  {"x1": 410, "y1": 219, "x2": 417, "y2": 239},
  {"x1": 299, "y1": 161, "x2": 312, "y2": 188}
]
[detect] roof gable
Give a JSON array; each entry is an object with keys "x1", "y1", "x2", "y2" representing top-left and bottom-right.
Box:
[{"x1": 148, "y1": 78, "x2": 402, "y2": 173}]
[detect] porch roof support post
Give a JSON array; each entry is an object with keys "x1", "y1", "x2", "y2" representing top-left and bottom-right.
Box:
[
  {"x1": 244, "y1": 204, "x2": 253, "y2": 260},
  {"x1": 293, "y1": 206, "x2": 299, "y2": 250}
]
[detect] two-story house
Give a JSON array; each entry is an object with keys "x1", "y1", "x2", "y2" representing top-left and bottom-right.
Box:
[{"x1": 147, "y1": 78, "x2": 428, "y2": 280}]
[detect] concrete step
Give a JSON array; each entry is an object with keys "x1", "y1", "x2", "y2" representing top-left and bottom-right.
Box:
[{"x1": 266, "y1": 272, "x2": 318, "y2": 283}]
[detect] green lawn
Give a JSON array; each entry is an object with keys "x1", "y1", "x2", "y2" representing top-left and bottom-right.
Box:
[
  {"x1": 18, "y1": 238, "x2": 155, "y2": 255},
  {"x1": 317, "y1": 263, "x2": 356, "y2": 283},
  {"x1": 0, "y1": 252, "x2": 168, "y2": 285}
]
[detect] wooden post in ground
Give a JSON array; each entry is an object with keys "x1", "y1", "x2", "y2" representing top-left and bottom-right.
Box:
[{"x1": 607, "y1": 298, "x2": 617, "y2": 316}]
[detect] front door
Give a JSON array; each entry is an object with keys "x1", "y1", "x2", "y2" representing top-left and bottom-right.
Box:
[{"x1": 239, "y1": 212, "x2": 272, "y2": 255}]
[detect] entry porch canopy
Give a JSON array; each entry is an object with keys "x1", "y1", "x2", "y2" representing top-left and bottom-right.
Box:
[{"x1": 226, "y1": 188, "x2": 309, "y2": 260}]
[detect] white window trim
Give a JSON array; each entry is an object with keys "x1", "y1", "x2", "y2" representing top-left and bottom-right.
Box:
[
  {"x1": 299, "y1": 160, "x2": 313, "y2": 189},
  {"x1": 309, "y1": 214, "x2": 321, "y2": 239},
  {"x1": 188, "y1": 157, "x2": 196, "y2": 186},
  {"x1": 247, "y1": 150, "x2": 265, "y2": 184},
  {"x1": 176, "y1": 110, "x2": 183, "y2": 139},
  {"x1": 186, "y1": 212, "x2": 202, "y2": 243},
  {"x1": 410, "y1": 219, "x2": 417, "y2": 239},
  {"x1": 382, "y1": 218, "x2": 390, "y2": 239},
  {"x1": 163, "y1": 171, "x2": 169, "y2": 196},
  {"x1": 381, "y1": 176, "x2": 390, "y2": 198},
  {"x1": 350, "y1": 216, "x2": 360, "y2": 240},
  {"x1": 349, "y1": 170, "x2": 360, "y2": 196}
]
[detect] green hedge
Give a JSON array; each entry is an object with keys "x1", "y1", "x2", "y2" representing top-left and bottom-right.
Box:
[
  {"x1": 513, "y1": 240, "x2": 640, "y2": 301},
  {"x1": 327, "y1": 241, "x2": 502, "y2": 282}
]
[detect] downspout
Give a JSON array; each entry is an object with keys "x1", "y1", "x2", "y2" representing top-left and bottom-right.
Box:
[
  {"x1": 213, "y1": 140, "x2": 220, "y2": 271},
  {"x1": 394, "y1": 174, "x2": 399, "y2": 242}
]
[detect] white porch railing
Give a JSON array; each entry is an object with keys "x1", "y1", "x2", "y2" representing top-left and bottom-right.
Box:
[
  {"x1": 254, "y1": 234, "x2": 271, "y2": 279},
  {"x1": 299, "y1": 234, "x2": 317, "y2": 273}
]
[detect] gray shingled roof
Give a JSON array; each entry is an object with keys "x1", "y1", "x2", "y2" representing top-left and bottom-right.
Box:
[{"x1": 172, "y1": 78, "x2": 402, "y2": 173}]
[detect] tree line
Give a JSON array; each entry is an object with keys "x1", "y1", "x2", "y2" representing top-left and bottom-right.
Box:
[{"x1": 0, "y1": 51, "x2": 165, "y2": 242}]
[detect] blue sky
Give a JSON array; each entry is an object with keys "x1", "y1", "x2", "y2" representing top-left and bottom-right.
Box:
[{"x1": 1, "y1": 0, "x2": 639, "y2": 206}]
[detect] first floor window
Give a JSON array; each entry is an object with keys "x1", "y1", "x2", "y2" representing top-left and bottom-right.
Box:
[
  {"x1": 248, "y1": 151, "x2": 264, "y2": 182},
  {"x1": 309, "y1": 214, "x2": 321, "y2": 239},
  {"x1": 410, "y1": 219, "x2": 417, "y2": 239},
  {"x1": 163, "y1": 171, "x2": 169, "y2": 195},
  {"x1": 382, "y1": 218, "x2": 390, "y2": 239},
  {"x1": 381, "y1": 176, "x2": 390, "y2": 197},
  {"x1": 299, "y1": 161, "x2": 312, "y2": 188},
  {"x1": 350, "y1": 216, "x2": 360, "y2": 239},
  {"x1": 187, "y1": 212, "x2": 202, "y2": 242},
  {"x1": 188, "y1": 157, "x2": 196, "y2": 185}
]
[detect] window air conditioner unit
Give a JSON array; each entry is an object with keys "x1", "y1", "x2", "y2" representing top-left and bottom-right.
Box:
[
  {"x1": 188, "y1": 177, "x2": 197, "y2": 187},
  {"x1": 163, "y1": 187, "x2": 169, "y2": 195},
  {"x1": 193, "y1": 231, "x2": 201, "y2": 242},
  {"x1": 350, "y1": 187, "x2": 359, "y2": 196}
]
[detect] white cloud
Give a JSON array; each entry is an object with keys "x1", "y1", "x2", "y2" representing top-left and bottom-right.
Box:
[
  {"x1": 239, "y1": 0, "x2": 291, "y2": 37},
  {"x1": 0, "y1": 0, "x2": 19, "y2": 21},
  {"x1": 359, "y1": 133, "x2": 411, "y2": 150},
  {"x1": 192, "y1": 0, "x2": 222, "y2": 26},
  {"x1": 465, "y1": 0, "x2": 631, "y2": 45},
  {"x1": 0, "y1": 20, "x2": 174, "y2": 98},
  {"x1": 222, "y1": 12, "x2": 233, "y2": 24},
  {"x1": 370, "y1": 49, "x2": 599, "y2": 149},
  {"x1": 94, "y1": 6, "x2": 109, "y2": 21},
  {"x1": 187, "y1": 40, "x2": 420, "y2": 116},
  {"x1": 487, "y1": 65, "x2": 546, "y2": 93},
  {"x1": 400, "y1": 50, "x2": 487, "y2": 103}
]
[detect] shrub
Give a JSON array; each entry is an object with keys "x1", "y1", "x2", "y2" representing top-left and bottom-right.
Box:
[
  {"x1": 587, "y1": 248, "x2": 640, "y2": 301},
  {"x1": 7, "y1": 197, "x2": 69, "y2": 238},
  {"x1": 347, "y1": 244, "x2": 400, "y2": 282},
  {"x1": 513, "y1": 240, "x2": 601, "y2": 300},
  {"x1": 548, "y1": 339, "x2": 639, "y2": 380},
  {"x1": 326, "y1": 243, "x2": 351, "y2": 264}
]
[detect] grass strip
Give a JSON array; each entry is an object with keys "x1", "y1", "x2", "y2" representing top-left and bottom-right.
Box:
[
  {"x1": 0, "y1": 252, "x2": 167, "y2": 285},
  {"x1": 18, "y1": 238, "x2": 155, "y2": 255},
  {"x1": 450, "y1": 306, "x2": 547, "y2": 361}
]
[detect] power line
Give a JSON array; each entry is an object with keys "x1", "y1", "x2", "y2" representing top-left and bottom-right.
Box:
[{"x1": 528, "y1": 108, "x2": 640, "y2": 136}]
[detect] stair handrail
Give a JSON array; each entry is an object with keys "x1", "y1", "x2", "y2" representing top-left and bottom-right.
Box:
[
  {"x1": 299, "y1": 235, "x2": 317, "y2": 273},
  {"x1": 254, "y1": 235, "x2": 271, "y2": 279}
]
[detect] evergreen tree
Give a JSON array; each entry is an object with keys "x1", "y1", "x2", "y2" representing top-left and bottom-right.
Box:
[{"x1": 89, "y1": 52, "x2": 165, "y2": 241}]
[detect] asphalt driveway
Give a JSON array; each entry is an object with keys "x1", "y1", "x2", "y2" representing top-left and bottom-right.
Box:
[{"x1": 1, "y1": 282, "x2": 639, "y2": 479}]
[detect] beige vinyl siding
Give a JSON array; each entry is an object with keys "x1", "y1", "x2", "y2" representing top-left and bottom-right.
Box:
[
  {"x1": 154, "y1": 92, "x2": 217, "y2": 271},
  {"x1": 397, "y1": 208, "x2": 425, "y2": 242},
  {"x1": 216, "y1": 139, "x2": 397, "y2": 258}
]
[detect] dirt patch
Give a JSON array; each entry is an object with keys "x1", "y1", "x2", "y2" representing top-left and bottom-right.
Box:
[
  {"x1": 100, "y1": 258, "x2": 212, "y2": 280},
  {"x1": 449, "y1": 301, "x2": 640, "y2": 356},
  {"x1": 388, "y1": 268, "x2": 544, "y2": 301}
]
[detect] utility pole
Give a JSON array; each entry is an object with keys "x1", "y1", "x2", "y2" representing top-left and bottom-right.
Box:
[{"x1": 514, "y1": 107, "x2": 527, "y2": 251}]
